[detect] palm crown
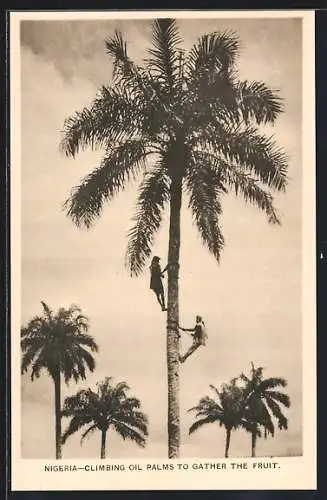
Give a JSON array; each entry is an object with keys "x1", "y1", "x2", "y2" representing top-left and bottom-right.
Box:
[
  {"x1": 60, "y1": 18, "x2": 288, "y2": 276},
  {"x1": 62, "y1": 377, "x2": 148, "y2": 458},
  {"x1": 240, "y1": 363, "x2": 290, "y2": 437},
  {"x1": 189, "y1": 381, "x2": 244, "y2": 457},
  {"x1": 21, "y1": 301, "x2": 98, "y2": 383}
]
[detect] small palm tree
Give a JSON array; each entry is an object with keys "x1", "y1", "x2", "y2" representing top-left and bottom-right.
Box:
[
  {"x1": 21, "y1": 301, "x2": 98, "y2": 459},
  {"x1": 240, "y1": 362, "x2": 290, "y2": 457},
  {"x1": 62, "y1": 377, "x2": 148, "y2": 459},
  {"x1": 60, "y1": 19, "x2": 288, "y2": 457},
  {"x1": 189, "y1": 380, "x2": 244, "y2": 458}
]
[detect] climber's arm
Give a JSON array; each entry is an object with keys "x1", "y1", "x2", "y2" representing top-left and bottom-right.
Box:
[
  {"x1": 179, "y1": 325, "x2": 195, "y2": 333},
  {"x1": 161, "y1": 265, "x2": 168, "y2": 274}
]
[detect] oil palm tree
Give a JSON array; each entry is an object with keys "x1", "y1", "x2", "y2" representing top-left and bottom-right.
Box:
[
  {"x1": 188, "y1": 380, "x2": 244, "y2": 457},
  {"x1": 62, "y1": 377, "x2": 148, "y2": 458},
  {"x1": 240, "y1": 363, "x2": 290, "y2": 457},
  {"x1": 60, "y1": 19, "x2": 288, "y2": 458},
  {"x1": 21, "y1": 301, "x2": 98, "y2": 459}
]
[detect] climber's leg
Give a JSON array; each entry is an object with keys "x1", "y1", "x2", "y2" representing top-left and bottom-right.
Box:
[
  {"x1": 154, "y1": 290, "x2": 164, "y2": 309},
  {"x1": 159, "y1": 290, "x2": 167, "y2": 311},
  {"x1": 179, "y1": 340, "x2": 201, "y2": 364}
]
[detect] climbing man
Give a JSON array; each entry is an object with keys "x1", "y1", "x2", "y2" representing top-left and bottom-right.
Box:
[
  {"x1": 178, "y1": 315, "x2": 207, "y2": 363},
  {"x1": 149, "y1": 256, "x2": 168, "y2": 311}
]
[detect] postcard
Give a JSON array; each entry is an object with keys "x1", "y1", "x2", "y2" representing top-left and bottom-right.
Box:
[{"x1": 10, "y1": 9, "x2": 316, "y2": 490}]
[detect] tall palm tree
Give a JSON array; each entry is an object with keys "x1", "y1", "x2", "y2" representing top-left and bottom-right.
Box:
[
  {"x1": 188, "y1": 380, "x2": 244, "y2": 458},
  {"x1": 21, "y1": 301, "x2": 98, "y2": 459},
  {"x1": 240, "y1": 363, "x2": 290, "y2": 457},
  {"x1": 60, "y1": 19, "x2": 288, "y2": 458},
  {"x1": 61, "y1": 377, "x2": 148, "y2": 458}
]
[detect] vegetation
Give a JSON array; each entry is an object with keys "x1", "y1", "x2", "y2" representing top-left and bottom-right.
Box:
[
  {"x1": 62, "y1": 377, "x2": 148, "y2": 458},
  {"x1": 21, "y1": 301, "x2": 98, "y2": 459},
  {"x1": 189, "y1": 364, "x2": 290, "y2": 457},
  {"x1": 240, "y1": 363, "x2": 290, "y2": 457}
]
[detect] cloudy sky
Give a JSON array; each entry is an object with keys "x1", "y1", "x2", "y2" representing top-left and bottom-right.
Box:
[{"x1": 19, "y1": 15, "x2": 303, "y2": 459}]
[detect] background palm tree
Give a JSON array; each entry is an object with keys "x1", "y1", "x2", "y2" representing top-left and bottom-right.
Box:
[
  {"x1": 60, "y1": 19, "x2": 288, "y2": 458},
  {"x1": 21, "y1": 301, "x2": 98, "y2": 459},
  {"x1": 240, "y1": 362, "x2": 290, "y2": 457},
  {"x1": 62, "y1": 377, "x2": 148, "y2": 458},
  {"x1": 188, "y1": 380, "x2": 244, "y2": 457}
]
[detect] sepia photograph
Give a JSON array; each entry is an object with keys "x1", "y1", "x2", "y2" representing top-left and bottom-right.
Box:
[{"x1": 11, "y1": 10, "x2": 316, "y2": 490}]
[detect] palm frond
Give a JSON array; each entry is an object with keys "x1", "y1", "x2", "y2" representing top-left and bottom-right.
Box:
[
  {"x1": 263, "y1": 418, "x2": 275, "y2": 438},
  {"x1": 60, "y1": 107, "x2": 98, "y2": 158},
  {"x1": 74, "y1": 346, "x2": 97, "y2": 373},
  {"x1": 229, "y1": 130, "x2": 288, "y2": 192},
  {"x1": 109, "y1": 380, "x2": 130, "y2": 399},
  {"x1": 105, "y1": 30, "x2": 131, "y2": 79},
  {"x1": 186, "y1": 30, "x2": 240, "y2": 78},
  {"x1": 40, "y1": 301, "x2": 53, "y2": 321},
  {"x1": 209, "y1": 384, "x2": 222, "y2": 401},
  {"x1": 21, "y1": 347, "x2": 41, "y2": 376},
  {"x1": 21, "y1": 318, "x2": 46, "y2": 339},
  {"x1": 80, "y1": 424, "x2": 98, "y2": 444},
  {"x1": 237, "y1": 80, "x2": 284, "y2": 125},
  {"x1": 60, "y1": 86, "x2": 144, "y2": 158},
  {"x1": 111, "y1": 420, "x2": 147, "y2": 447},
  {"x1": 148, "y1": 19, "x2": 182, "y2": 90},
  {"x1": 263, "y1": 390, "x2": 290, "y2": 408},
  {"x1": 105, "y1": 30, "x2": 158, "y2": 107},
  {"x1": 186, "y1": 157, "x2": 226, "y2": 262},
  {"x1": 62, "y1": 415, "x2": 90, "y2": 444},
  {"x1": 238, "y1": 372, "x2": 250, "y2": 384},
  {"x1": 195, "y1": 128, "x2": 288, "y2": 192},
  {"x1": 277, "y1": 414, "x2": 288, "y2": 430},
  {"x1": 189, "y1": 415, "x2": 219, "y2": 435},
  {"x1": 265, "y1": 396, "x2": 287, "y2": 428},
  {"x1": 258, "y1": 403, "x2": 275, "y2": 437},
  {"x1": 61, "y1": 346, "x2": 96, "y2": 384},
  {"x1": 119, "y1": 397, "x2": 142, "y2": 411},
  {"x1": 125, "y1": 163, "x2": 170, "y2": 276},
  {"x1": 193, "y1": 150, "x2": 281, "y2": 225},
  {"x1": 63, "y1": 140, "x2": 149, "y2": 229},
  {"x1": 62, "y1": 389, "x2": 94, "y2": 416},
  {"x1": 105, "y1": 30, "x2": 141, "y2": 86},
  {"x1": 21, "y1": 333, "x2": 46, "y2": 373},
  {"x1": 220, "y1": 159, "x2": 281, "y2": 224},
  {"x1": 30, "y1": 349, "x2": 49, "y2": 380},
  {"x1": 70, "y1": 333, "x2": 98, "y2": 352},
  {"x1": 188, "y1": 395, "x2": 223, "y2": 419},
  {"x1": 257, "y1": 377, "x2": 287, "y2": 392},
  {"x1": 112, "y1": 411, "x2": 149, "y2": 436}
]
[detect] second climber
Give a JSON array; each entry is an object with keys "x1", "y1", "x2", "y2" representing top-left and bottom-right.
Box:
[{"x1": 149, "y1": 255, "x2": 168, "y2": 312}]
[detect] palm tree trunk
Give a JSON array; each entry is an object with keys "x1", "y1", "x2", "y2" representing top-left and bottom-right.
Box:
[
  {"x1": 100, "y1": 430, "x2": 107, "y2": 459},
  {"x1": 166, "y1": 177, "x2": 182, "y2": 459},
  {"x1": 53, "y1": 371, "x2": 62, "y2": 459},
  {"x1": 251, "y1": 430, "x2": 257, "y2": 457},
  {"x1": 225, "y1": 428, "x2": 231, "y2": 458}
]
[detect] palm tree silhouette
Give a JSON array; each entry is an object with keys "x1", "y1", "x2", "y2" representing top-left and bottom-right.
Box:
[
  {"x1": 240, "y1": 362, "x2": 290, "y2": 457},
  {"x1": 188, "y1": 380, "x2": 244, "y2": 457},
  {"x1": 21, "y1": 301, "x2": 98, "y2": 459},
  {"x1": 60, "y1": 19, "x2": 288, "y2": 458},
  {"x1": 62, "y1": 377, "x2": 148, "y2": 459}
]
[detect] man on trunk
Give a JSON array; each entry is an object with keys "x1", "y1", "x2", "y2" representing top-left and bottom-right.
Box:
[
  {"x1": 150, "y1": 256, "x2": 168, "y2": 311},
  {"x1": 178, "y1": 315, "x2": 207, "y2": 363}
]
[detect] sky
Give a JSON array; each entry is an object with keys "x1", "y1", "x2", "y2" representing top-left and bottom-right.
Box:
[{"x1": 19, "y1": 16, "x2": 303, "y2": 459}]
